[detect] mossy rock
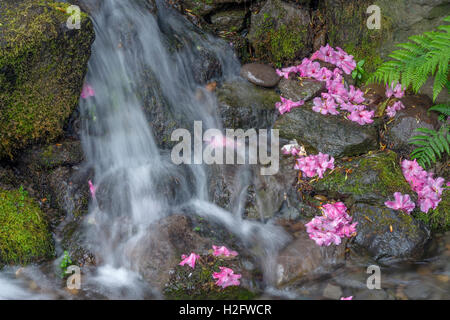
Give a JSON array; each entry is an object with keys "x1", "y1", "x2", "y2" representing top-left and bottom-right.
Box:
[
  {"x1": 415, "y1": 190, "x2": 450, "y2": 232},
  {"x1": 351, "y1": 202, "x2": 430, "y2": 261},
  {"x1": 312, "y1": 151, "x2": 413, "y2": 204},
  {"x1": 164, "y1": 257, "x2": 259, "y2": 300},
  {"x1": 320, "y1": 0, "x2": 390, "y2": 72},
  {"x1": 0, "y1": 187, "x2": 54, "y2": 266},
  {"x1": 0, "y1": 0, "x2": 95, "y2": 159},
  {"x1": 248, "y1": 0, "x2": 312, "y2": 66}
]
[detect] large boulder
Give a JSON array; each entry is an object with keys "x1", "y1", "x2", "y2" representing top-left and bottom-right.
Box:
[
  {"x1": 0, "y1": 188, "x2": 54, "y2": 266},
  {"x1": 248, "y1": 0, "x2": 312, "y2": 65},
  {"x1": 273, "y1": 101, "x2": 379, "y2": 158},
  {"x1": 0, "y1": 0, "x2": 95, "y2": 159},
  {"x1": 312, "y1": 151, "x2": 413, "y2": 205},
  {"x1": 351, "y1": 202, "x2": 430, "y2": 261},
  {"x1": 321, "y1": 0, "x2": 449, "y2": 72}
]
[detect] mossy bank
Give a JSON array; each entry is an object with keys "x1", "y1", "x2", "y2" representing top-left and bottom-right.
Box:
[
  {"x1": 0, "y1": 0, "x2": 94, "y2": 159},
  {"x1": 0, "y1": 187, "x2": 54, "y2": 266}
]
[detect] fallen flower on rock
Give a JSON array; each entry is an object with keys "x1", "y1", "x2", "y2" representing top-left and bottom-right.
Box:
[
  {"x1": 212, "y1": 245, "x2": 238, "y2": 258},
  {"x1": 386, "y1": 81, "x2": 405, "y2": 99},
  {"x1": 385, "y1": 192, "x2": 416, "y2": 214},
  {"x1": 348, "y1": 109, "x2": 375, "y2": 125},
  {"x1": 179, "y1": 253, "x2": 200, "y2": 269},
  {"x1": 294, "y1": 153, "x2": 335, "y2": 179},
  {"x1": 275, "y1": 96, "x2": 305, "y2": 114},
  {"x1": 386, "y1": 101, "x2": 405, "y2": 118},
  {"x1": 340, "y1": 296, "x2": 353, "y2": 300},
  {"x1": 305, "y1": 202, "x2": 357, "y2": 246},
  {"x1": 281, "y1": 140, "x2": 306, "y2": 157},
  {"x1": 401, "y1": 159, "x2": 445, "y2": 213},
  {"x1": 212, "y1": 267, "x2": 241, "y2": 289}
]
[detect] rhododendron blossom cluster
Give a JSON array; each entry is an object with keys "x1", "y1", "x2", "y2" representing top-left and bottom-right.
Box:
[
  {"x1": 281, "y1": 140, "x2": 307, "y2": 157},
  {"x1": 212, "y1": 267, "x2": 241, "y2": 289},
  {"x1": 385, "y1": 192, "x2": 415, "y2": 214},
  {"x1": 179, "y1": 247, "x2": 242, "y2": 289},
  {"x1": 275, "y1": 45, "x2": 375, "y2": 125},
  {"x1": 386, "y1": 81, "x2": 405, "y2": 99},
  {"x1": 401, "y1": 159, "x2": 445, "y2": 213},
  {"x1": 386, "y1": 101, "x2": 405, "y2": 118},
  {"x1": 305, "y1": 202, "x2": 357, "y2": 246},
  {"x1": 294, "y1": 153, "x2": 335, "y2": 178}
]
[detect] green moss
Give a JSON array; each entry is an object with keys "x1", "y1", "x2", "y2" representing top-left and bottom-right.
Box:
[
  {"x1": 249, "y1": 0, "x2": 309, "y2": 66},
  {"x1": 0, "y1": 0, "x2": 94, "y2": 159},
  {"x1": 415, "y1": 191, "x2": 450, "y2": 232},
  {"x1": 313, "y1": 151, "x2": 412, "y2": 202},
  {"x1": 323, "y1": 0, "x2": 392, "y2": 72},
  {"x1": 0, "y1": 188, "x2": 54, "y2": 265}
]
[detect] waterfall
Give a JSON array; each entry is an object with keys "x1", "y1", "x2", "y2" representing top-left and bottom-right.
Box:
[{"x1": 77, "y1": 0, "x2": 288, "y2": 298}]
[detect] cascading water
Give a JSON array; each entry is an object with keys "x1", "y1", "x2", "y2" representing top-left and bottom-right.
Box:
[{"x1": 75, "y1": 0, "x2": 289, "y2": 298}]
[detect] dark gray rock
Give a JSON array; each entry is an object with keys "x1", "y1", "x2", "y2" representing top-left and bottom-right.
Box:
[
  {"x1": 216, "y1": 81, "x2": 280, "y2": 129},
  {"x1": 240, "y1": 63, "x2": 280, "y2": 88},
  {"x1": 384, "y1": 96, "x2": 439, "y2": 156},
  {"x1": 278, "y1": 78, "x2": 326, "y2": 102},
  {"x1": 210, "y1": 9, "x2": 247, "y2": 32},
  {"x1": 351, "y1": 203, "x2": 430, "y2": 262},
  {"x1": 273, "y1": 101, "x2": 379, "y2": 158}
]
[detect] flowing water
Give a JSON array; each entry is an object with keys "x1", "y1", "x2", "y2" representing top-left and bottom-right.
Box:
[{"x1": 0, "y1": 0, "x2": 448, "y2": 300}]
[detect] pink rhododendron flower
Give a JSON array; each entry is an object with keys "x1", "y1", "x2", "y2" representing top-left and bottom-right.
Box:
[
  {"x1": 81, "y1": 84, "x2": 95, "y2": 99},
  {"x1": 312, "y1": 96, "x2": 340, "y2": 115},
  {"x1": 305, "y1": 202, "x2": 357, "y2": 246},
  {"x1": 386, "y1": 82, "x2": 405, "y2": 99},
  {"x1": 179, "y1": 253, "x2": 200, "y2": 269},
  {"x1": 348, "y1": 110, "x2": 374, "y2": 125},
  {"x1": 295, "y1": 153, "x2": 334, "y2": 179},
  {"x1": 386, "y1": 101, "x2": 405, "y2": 118},
  {"x1": 88, "y1": 180, "x2": 96, "y2": 199},
  {"x1": 334, "y1": 47, "x2": 356, "y2": 74},
  {"x1": 385, "y1": 192, "x2": 416, "y2": 214},
  {"x1": 276, "y1": 66, "x2": 298, "y2": 79},
  {"x1": 401, "y1": 159, "x2": 445, "y2": 213},
  {"x1": 212, "y1": 245, "x2": 238, "y2": 257},
  {"x1": 276, "y1": 96, "x2": 305, "y2": 114},
  {"x1": 340, "y1": 296, "x2": 353, "y2": 300},
  {"x1": 213, "y1": 267, "x2": 241, "y2": 289},
  {"x1": 348, "y1": 85, "x2": 365, "y2": 104}
]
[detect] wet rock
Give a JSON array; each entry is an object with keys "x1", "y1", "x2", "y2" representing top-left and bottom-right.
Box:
[
  {"x1": 248, "y1": 0, "x2": 312, "y2": 65},
  {"x1": 240, "y1": 63, "x2": 280, "y2": 88},
  {"x1": 17, "y1": 140, "x2": 84, "y2": 171},
  {"x1": 216, "y1": 81, "x2": 280, "y2": 129},
  {"x1": 384, "y1": 96, "x2": 439, "y2": 156},
  {"x1": 351, "y1": 203, "x2": 430, "y2": 262},
  {"x1": 60, "y1": 220, "x2": 95, "y2": 267},
  {"x1": 0, "y1": 0, "x2": 95, "y2": 159},
  {"x1": 191, "y1": 46, "x2": 223, "y2": 84},
  {"x1": 312, "y1": 151, "x2": 413, "y2": 205},
  {"x1": 273, "y1": 101, "x2": 378, "y2": 158},
  {"x1": 278, "y1": 78, "x2": 326, "y2": 102},
  {"x1": 276, "y1": 229, "x2": 346, "y2": 287},
  {"x1": 210, "y1": 9, "x2": 247, "y2": 33}
]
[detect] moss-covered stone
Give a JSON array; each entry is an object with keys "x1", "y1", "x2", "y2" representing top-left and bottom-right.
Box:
[
  {"x1": 0, "y1": 187, "x2": 54, "y2": 266},
  {"x1": 0, "y1": 0, "x2": 94, "y2": 159},
  {"x1": 248, "y1": 0, "x2": 311, "y2": 67},
  {"x1": 415, "y1": 190, "x2": 450, "y2": 232},
  {"x1": 164, "y1": 256, "x2": 259, "y2": 300},
  {"x1": 313, "y1": 151, "x2": 413, "y2": 204},
  {"x1": 320, "y1": 0, "x2": 391, "y2": 72}
]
